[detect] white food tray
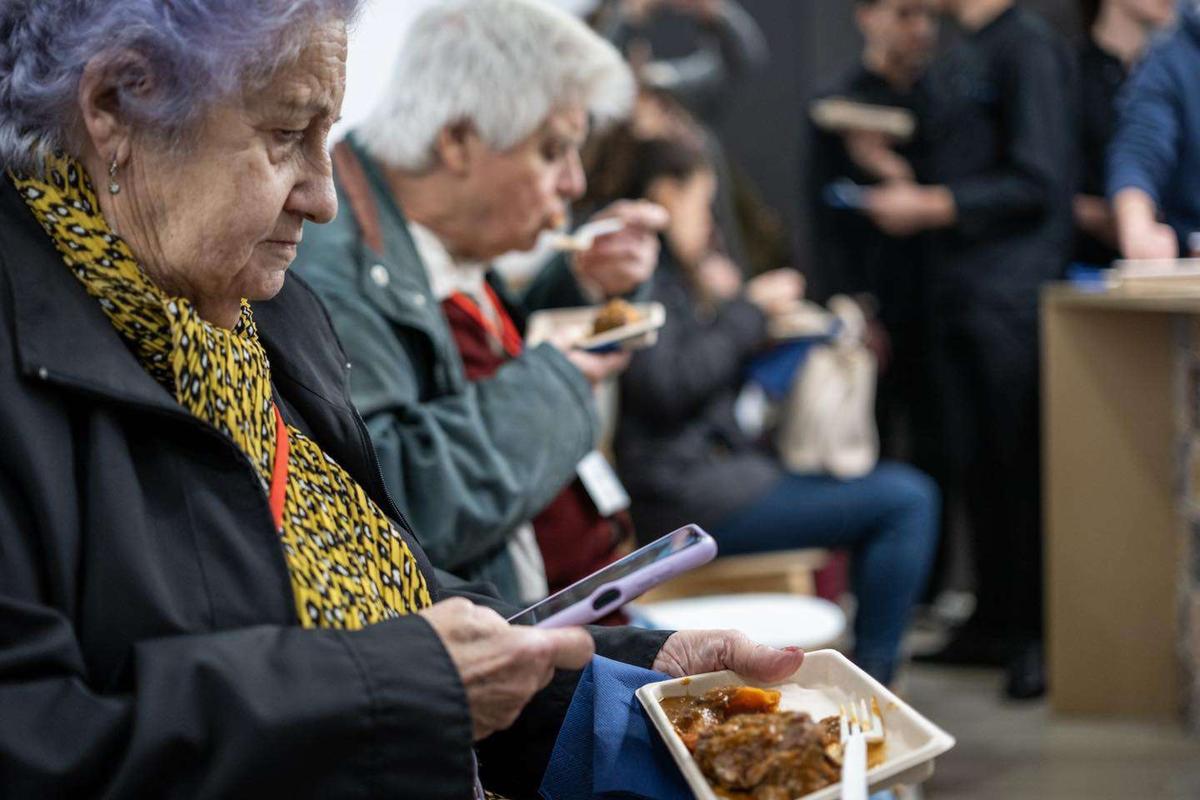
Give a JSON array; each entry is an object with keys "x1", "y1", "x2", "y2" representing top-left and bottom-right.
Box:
[
  {"x1": 526, "y1": 302, "x2": 666, "y2": 353},
  {"x1": 636, "y1": 649, "x2": 955, "y2": 800}
]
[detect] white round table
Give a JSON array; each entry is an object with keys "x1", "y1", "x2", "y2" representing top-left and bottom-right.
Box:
[{"x1": 632, "y1": 593, "x2": 847, "y2": 651}]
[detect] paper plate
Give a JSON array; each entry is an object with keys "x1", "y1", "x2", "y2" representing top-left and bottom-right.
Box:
[{"x1": 526, "y1": 303, "x2": 666, "y2": 353}]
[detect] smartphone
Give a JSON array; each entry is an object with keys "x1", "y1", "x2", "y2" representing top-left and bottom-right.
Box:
[
  {"x1": 507, "y1": 525, "x2": 718, "y2": 628},
  {"x1": 823, "y1": 179, "x2": 867, "y2": 211}
]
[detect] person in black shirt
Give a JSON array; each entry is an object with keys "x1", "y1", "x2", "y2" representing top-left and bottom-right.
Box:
[
  {"x1": 1075, "y1": 0, "x2": 1176, "y2": 266},
  {"x1": 862, "y1": 0, "x2": 1075, "y2": 700},
  {"x1": 804, "y1": 0, "x2": 938, "y2": 461}
]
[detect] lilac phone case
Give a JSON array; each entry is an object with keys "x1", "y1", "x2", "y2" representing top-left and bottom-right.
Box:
[{"x1": 515, "y1": 525, "x2": 718, "y2": 629}]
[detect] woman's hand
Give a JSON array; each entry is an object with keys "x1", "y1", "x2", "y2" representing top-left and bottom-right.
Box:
[
  {"x1": 420, "y1": 598, "x2": 595, "y2": 741},
  {"x1": 745, "y1": 268, "x2": 804, "y2": 317},
  {"x1": 695, "y1": 253, "x2": 744, "y2": 303},
  {"x1": 653, "y1": 630, "x2": 805, "y2": 683}
]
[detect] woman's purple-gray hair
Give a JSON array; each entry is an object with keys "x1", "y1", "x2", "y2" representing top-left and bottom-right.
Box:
[{"x1": 0, "y1": 0, "x2": 361, "y2": 171}]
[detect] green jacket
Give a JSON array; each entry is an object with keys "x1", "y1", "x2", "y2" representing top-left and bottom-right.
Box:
[{"x1": 292, "y1": 135, "x2": 597, "y2": 600}]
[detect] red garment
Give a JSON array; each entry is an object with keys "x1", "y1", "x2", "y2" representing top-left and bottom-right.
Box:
[{"x1": 441, "y1": 291, "x2": 631, "y2": 596}]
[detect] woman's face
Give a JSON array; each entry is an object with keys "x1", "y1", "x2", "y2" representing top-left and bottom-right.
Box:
[
  {"x1": 113, "y1": 22, "x2": 346, "y2": 324},
  {"x1": 650, "y1": 169, "x2": 717, "y2": 268}
]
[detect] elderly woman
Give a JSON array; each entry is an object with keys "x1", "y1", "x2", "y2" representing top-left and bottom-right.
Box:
[
  {"x1": 292, "y1": 0, "x2": 669, "y2": 603},
  {"x1": 0, "y1": 1, "x2": 802, "y2": 797}
]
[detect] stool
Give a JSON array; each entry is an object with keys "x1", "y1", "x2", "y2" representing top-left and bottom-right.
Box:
[
  {"x1": 638, "y1": 548, "x2": 831, "y2": 603},
  {"x1": 632, "y1": 593, "x2": 847, "y2": 650}
]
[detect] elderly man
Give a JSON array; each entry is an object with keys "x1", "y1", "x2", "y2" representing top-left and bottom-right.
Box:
[{"x1": 292, "y1": 0, "x2": 667, "y2": 602}]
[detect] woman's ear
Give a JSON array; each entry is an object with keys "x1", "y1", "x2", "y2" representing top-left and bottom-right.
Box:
[{"x1": 77, "y1": 50, "x2": 153, "y2": 168}]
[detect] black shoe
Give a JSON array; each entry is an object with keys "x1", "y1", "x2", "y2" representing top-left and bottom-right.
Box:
[
  {"x1": 1003, "y1": 643, "x2": 1046, "y2": 700},
  {"x1": 913, "y1": 626, "x2": 1008, "y2": 667}
]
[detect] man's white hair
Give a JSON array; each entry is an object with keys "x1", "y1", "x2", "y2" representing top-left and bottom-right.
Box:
[{"x1": 358, "y1": 0, "x2": 634, "y2": 171}]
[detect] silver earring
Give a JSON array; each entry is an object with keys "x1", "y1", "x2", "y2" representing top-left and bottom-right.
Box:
[{"x1": 108, "y1": 156, "x2": 120, "y2": 195}]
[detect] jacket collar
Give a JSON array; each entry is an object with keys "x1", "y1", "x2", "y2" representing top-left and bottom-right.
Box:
[
  {"x1": 1, "y1": 178, "x2": 351, "y2": 418},
  {"x1": 338, "y1": 135, "x2": 442, "y2": 331},
  {"x1": 1, "y1": 178, "x2": 183, "y2": 414},
  {"x1": 335, "y1": 135, "x2": 469, "y2": 394}
]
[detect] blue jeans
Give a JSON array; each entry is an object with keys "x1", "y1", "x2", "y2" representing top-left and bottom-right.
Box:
[{"x1": 712, "y1": 463, "x2": 939, "y2": 683}]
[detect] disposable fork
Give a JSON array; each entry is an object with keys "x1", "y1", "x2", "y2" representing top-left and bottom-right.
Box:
[
  {"x1": 547, "y1": 218, "x2": 626, "y2": 252},
  {"x1": 839, "y1": 697, "x2": 882, "y2": 800}
]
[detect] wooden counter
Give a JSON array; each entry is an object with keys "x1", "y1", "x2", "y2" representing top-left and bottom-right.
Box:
[{"x1": 1042, "y1": 284, "x2": 1199, "y2": 725}]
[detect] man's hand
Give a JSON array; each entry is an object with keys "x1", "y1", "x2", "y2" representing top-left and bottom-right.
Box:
[
  {"x1": 573, "y1": 201, "x2": 669, "y2": 300},
  {"x1": 653, "y1": 630, "x2": 805, "y2": 683},
  {"x1": 864, "y1": 181, "x2": 956, "y2": 237},
  {"x1": 420, "y1": 598, "x2": 595, "y2": 741},
  {"x1": 1073, "y1": 194, "x2": 1118, "y2": 249},
  {"x1": 844, "y1": 130, "x2": 915, "y2": 183},
  {"x1": 1114, "y1": 187, "x2": 1179, "y2": 260}
]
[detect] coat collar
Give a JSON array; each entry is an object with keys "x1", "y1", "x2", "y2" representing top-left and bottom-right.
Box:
[
  {"x1": 0, "y1": 178, "x2": 351, "y2": 418},
  {"x1": 1, "y1": 178, "x2": 183, "y2": 414},
  {"x1": 332, "y1": 135, "x2": 469, "y2": 394}
]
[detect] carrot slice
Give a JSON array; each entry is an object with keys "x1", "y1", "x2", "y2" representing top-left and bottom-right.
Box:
[{"x1": 725, "y1": 686, "x2": 781, "y2": 715}]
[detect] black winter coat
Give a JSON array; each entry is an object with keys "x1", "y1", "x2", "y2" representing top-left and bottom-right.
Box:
[
  {"x1": 0, "y1": 179, "x2": 668, "y2": 799},
  {"x1": 614, "y1": 252, "x2": 780, "y2": 540}
]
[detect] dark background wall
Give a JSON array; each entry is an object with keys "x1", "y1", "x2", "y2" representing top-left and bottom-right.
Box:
[{"x1": 667, "y1": 0, "x2": 1082, "y2": 268}]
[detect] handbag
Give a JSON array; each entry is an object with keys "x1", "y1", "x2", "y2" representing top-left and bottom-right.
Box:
[{"x1": 775, "y1": 296, "x2": 879, "y2": 479}]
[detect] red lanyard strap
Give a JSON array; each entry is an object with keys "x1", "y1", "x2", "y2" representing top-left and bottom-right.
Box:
[
  {"x1": 446, "y1": 286, "x2": 524, "y2": 358},
  {"x1": 269, "y1": 404, "x2": 290, "y2": 532}
]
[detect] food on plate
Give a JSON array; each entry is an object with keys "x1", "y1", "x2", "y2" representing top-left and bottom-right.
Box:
[
  {"x1": 591, "y1": 298, "x2": 644, "y2": 335},
  {"x1": 660, "y1": 686, "x2": 886, "y2": 799}
]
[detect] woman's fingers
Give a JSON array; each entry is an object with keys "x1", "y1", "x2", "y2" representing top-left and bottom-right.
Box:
[
  {"x1": 596, "y1": 199, "x2": 670, "y2": 232},
  {"x1": 726, "y1": 635, "x2": 805, "y2": 683},
  {"x1": 652, "y1": 630, "x2": 804, "y2": 683},
  {"x1": 421, "y1": 598, "x2": 595, "y2": 740},
  {"x1": 541, "y1": 626, "x2": 596, "y2": 671}
]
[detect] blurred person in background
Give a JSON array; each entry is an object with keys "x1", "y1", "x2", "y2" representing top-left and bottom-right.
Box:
[
  {"x1": 593, "y1": 0, "x2": 787, "y2": 275},
  {"x1": 1109, "y1": 0, "x2": 1200, "y2": 260},
  {"x1": 594, "y1": 0, "x2": 768, "y2": 126},
  {"x1": 863, "y1": 0, "x2": 1075, "y2": 699},
  {"x1": 593, "y1": 129, "x2": 940, "y2": 685},
  {"x1": 1074, "y1": 0, "x2": 1176, "y2": 266},
  {"x1": 804, "y1": 0, "x2": 939, "y2": 464},
  {"x1": 292, "y1": 0, "x2": 667, "y2": 604}
]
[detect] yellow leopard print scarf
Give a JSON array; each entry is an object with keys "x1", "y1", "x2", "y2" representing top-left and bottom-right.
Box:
[{"x1": 11, "y1": 156, "x2": 431, "y2": 628}]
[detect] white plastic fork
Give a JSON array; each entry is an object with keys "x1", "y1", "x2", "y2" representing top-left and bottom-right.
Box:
[
  {"x1": 839, "y1": 698, "x2": 882, "y2": 800},
  {"x1": 546, "y1": 218, "x2": 626, "y2": 252}
]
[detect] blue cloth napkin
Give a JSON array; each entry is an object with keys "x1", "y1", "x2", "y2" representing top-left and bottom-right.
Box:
[
  {"x1": 539, "y1": 656, "x2": 692, "y2": 800},
  {"x1": 745, "y1": 330, "x2": 838, "y2": 401}
]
